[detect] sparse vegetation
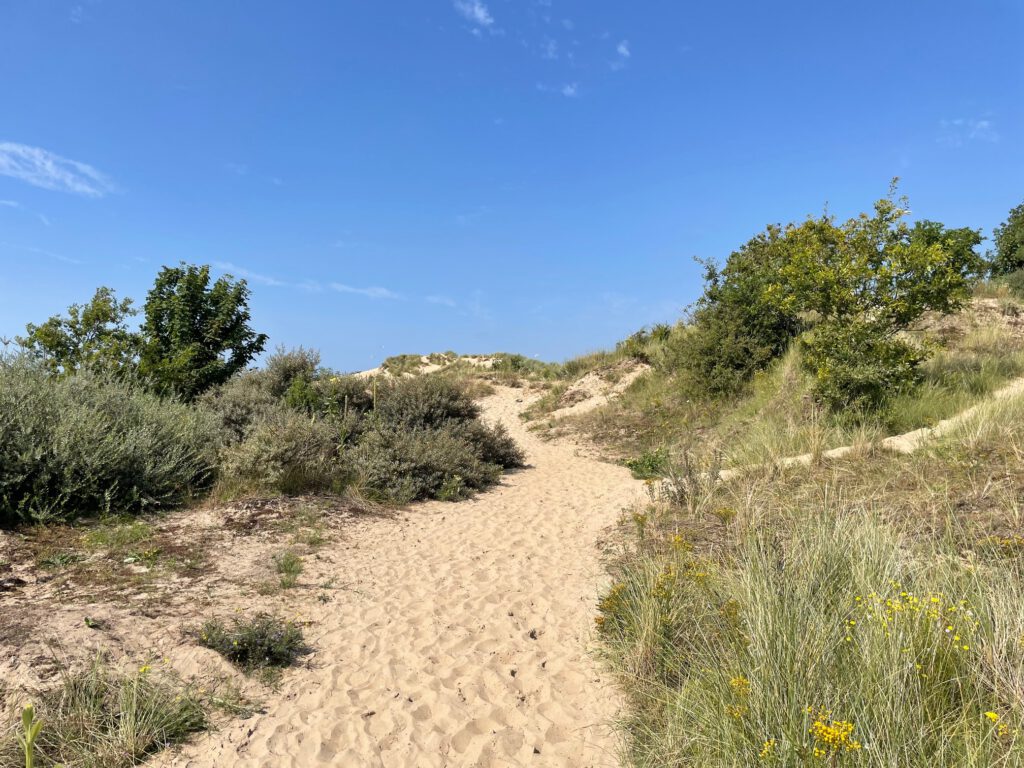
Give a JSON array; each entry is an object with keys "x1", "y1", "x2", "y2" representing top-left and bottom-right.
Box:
[{"x1": 273, "y1": 550, "x2": 303, "y2": 589}]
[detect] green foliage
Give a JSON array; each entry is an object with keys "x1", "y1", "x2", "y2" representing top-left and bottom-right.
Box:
[
  {"x1": 674, "y1": 229, "x2": 804, "y2": 397},
  {"x1": 1000, "y1": 268, "x2": 1024, "y2": 300},
  {"x1": 273, "y1": 550, "x2": 303, "y2": 588},
  {"x1": 17, "y1": 287, "x2": 139, "y2": 377},
  {"x1": 351, "y1": 424, "x2": 505, "y2": 503},
  {"x1": 1, "y1": 660, "x2": 206, "y2": 768},
  {"x1": 625, "y1": 447, "x2": 670, "y2": 479},
  {"x1": 262, "y1": 345, "x2": 320, "y2": 398},
  {"x1": 216, "y1": 407, "x2": 345, "y2": 496},
  {"x1": 990, "y1": 200, "x2": 1024, "y2": 276},
  {"x1": 197, "y1": 613, "x2": 306, "y2": 672},
  {"x1": 18, "y1": 705, "x2": 41, "y2": 768},
  {"x1": 768, "y1": 203, "x2": 983, "y2": 327},
  {"x1": 0, "y1": 358, "x2": 217, "y2": 526},
  {"x1": 373, "y1": 375, "x2": 481, "y2": 429},
  {"x1": 138, "y1": 263, "x2": 267, "y2": 400},
  {"x1": 764, "y1": 190, "x2": 983, "y2": 409},
  {"x1": 800, "y1": 319, "x2": 927, "y2": 410}
]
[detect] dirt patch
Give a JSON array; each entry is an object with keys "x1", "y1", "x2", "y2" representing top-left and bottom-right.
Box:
[{"x1": 0, "y1": 493, "x2": 379, "y2": 723}]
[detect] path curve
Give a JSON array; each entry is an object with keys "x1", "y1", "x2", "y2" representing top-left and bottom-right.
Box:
[
  {"x1": 161, "y1": 387, "x2": 642, "y2": 767},
  {"x1": 719, "y1": 376, "x2": 1024, "y2": 480}
]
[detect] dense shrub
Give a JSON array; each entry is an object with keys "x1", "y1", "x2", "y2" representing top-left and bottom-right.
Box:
[
  {"x1": 448, "y1": 419, "x2": 525, "y2": 469},
  {"x1": 262, "y1": 345, "x2": 320, "y2": 398},
  {"x1": 199, "y1": 371, "x2": 279, "y2": 444},
  {"x1": 217, "y1": 406, "x2": 345, "y2": 495},
  {"x1": 374, "y1": 375, "x2": 481, "y2": 429},
  {"x1": 351, "y1": 424, "x2": 505, "y2": 503},
  {"x1": 990, "y1": 200, "x2": 1024, "y2": 276},
  {"x1": 672, "y1": 232, "x2": 803, "y2": 397},
  {"x1": 1000, "y1": 268, "x2": 1024, "y2": 300},
  {"x1": 0, "y1": 358, "x2": 217, "y2": 526}
]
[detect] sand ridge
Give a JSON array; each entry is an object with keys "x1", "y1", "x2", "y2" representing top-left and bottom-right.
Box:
[{"x1": 156, "y1": 386, "x2": 643, "y2": 767}]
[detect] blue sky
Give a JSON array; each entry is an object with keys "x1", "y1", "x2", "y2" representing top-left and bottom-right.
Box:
[{"x1": 1, "y1": 1, "x2": 1021, "y2": 370}]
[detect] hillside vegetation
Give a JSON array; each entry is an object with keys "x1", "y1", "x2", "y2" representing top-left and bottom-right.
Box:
[{"x1": 577, "y1": 192, "x2": 1024, "y2": 767}]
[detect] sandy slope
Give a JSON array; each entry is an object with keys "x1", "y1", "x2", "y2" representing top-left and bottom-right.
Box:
[{"x1": 158, "y1": 387, "x2": 642, "y2": 768}]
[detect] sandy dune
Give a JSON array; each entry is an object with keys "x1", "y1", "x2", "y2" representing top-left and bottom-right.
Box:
[{"x1": 158, "y1": 387, "x2": 642, "y2": 767}]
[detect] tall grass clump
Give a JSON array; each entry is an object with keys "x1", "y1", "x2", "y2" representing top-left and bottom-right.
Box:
[
  {"x1": 600, "y1": 511, "x2": 1024, "y2": 766},
  {"x1": 0, "y1": 660, "x2": 206, "y2": 768},
  {"x1": 0, "y1": 357, "x2": 217, "y2": 527}
]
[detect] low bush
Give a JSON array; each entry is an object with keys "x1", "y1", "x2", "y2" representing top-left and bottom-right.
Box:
[
  {"x1": 0, "y1": 659, "x2": 206, "y2": 768},
  {"x1": 351, "y1": 424, "x2": 504, "y2": 503},
  {"x1": 373, "y1": 375, "x2": 480, "y2": 429},
  {"x1": 0, "y1": 358, "x2": 218, "y2": 527},
  {"x1": 801, "y1": 319, "x2": 926, "y2": 410},
  {"x1": 1000, "y1": 268, "x2": 1024, "y2": 300},
  {"x1": 197, "y1": 613, "x2": 306, "y2": 672},
  {"x1": 198, "y1": 370, "x2": 279, "y2": 444},
  {"x1": 217, "y1": 407, "x2": 345, "y2": 496}
]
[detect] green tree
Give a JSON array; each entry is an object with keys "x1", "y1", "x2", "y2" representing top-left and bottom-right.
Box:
[
  {"x1": 990, "y1": 200, "x2": 1024, "y2": 276},
  {"x1": 139, "y1": 264, "x2": 267, "y2": 400},
  {"x1": 16, "y1": 286, "x2": 140, "y2": 376},
  {"x1": 766, "y1": 190, "x2": 983, "y2": 408}
]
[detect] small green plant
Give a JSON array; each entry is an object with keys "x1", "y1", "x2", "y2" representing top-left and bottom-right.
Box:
[
  {"x1": 273, "y1": 550, "x2": 303, "y2": 589},
  {"x1": 624, "y1": 447, "x2": 670, "y2": 479},
  {"x1": 197, "y1": 613, "x2": 305, "y2": 672},
  {"x1": 19, "y1": 705, "x2": 42, "y2": 768}
]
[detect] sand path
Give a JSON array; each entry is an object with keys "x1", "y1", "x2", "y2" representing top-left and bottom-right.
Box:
[{"x1": 162, "y1": 387, "x2": 641, "y2": 767}]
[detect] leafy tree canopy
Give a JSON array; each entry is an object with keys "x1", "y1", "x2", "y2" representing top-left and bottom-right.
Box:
[
  {"x1": 763, "y1": 187, "x2": 984, "y2": 408},
  {"x1": 138, "y1": 263, "x2": 267, "y2": 400},
  {"x1": 16, "y1": 286, "x2": 139, "y2": 376}
]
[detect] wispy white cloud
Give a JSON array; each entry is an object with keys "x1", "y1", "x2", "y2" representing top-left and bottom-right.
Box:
[
  {"x1": 426, "y1": 295, "x2": 457, "y2": 308},
  {"x1": 224, "y1": 162, "x2": 249, "y2": 176},
  {"x1": 938, "y1": 117, "x2": 999, "y2": 147},
  {"x1": 37, "y1": 213, "x2": 51, "y2": 227},
  {"x1": 0, "y1": 200, "x2": 20, "y2": 208},
  {"x1": 611, "y1": 39, "x2": 631, "y2": 70},
  {"x1": 541, "y1": 37, "x2": 558, "y2": 59},
  {"x1": 0, "y1": 142, "x2": 115, "y2": 197},
  {"x1": 0, "y1": 241, "x2": 81, "y2": 265},
  {"x1": 69, "y1": 4, "x2": 85, "y2": 23},
  {"x1": 536, "y1": 82, "x2": 580, "y2": 98},
  {"x1": 454, "y1": 0, "x2": 494, "y2": 28},
  {"x1": 330, "y1": 283, "x2": 400, "y2": 300},
  {"x1": 213, "y1": 261, "x2": 288, "y2": 287}
]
